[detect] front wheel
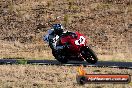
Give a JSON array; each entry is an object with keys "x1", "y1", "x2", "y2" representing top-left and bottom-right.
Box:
[{"x1": 81, "y1": 46, "x2": 98, "y2": 64}]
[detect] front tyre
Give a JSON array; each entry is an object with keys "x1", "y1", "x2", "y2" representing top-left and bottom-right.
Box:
[{"x1": 81, "y1": 46, "x2": 98, "y2": 64}]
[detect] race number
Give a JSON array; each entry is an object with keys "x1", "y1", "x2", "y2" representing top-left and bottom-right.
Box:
[
  {"x1": 75, "y1": 36, "x2": 86, "y2": 45},
  {"x1": 52, "y1": 35, "x2": 59, "y2": 47}
]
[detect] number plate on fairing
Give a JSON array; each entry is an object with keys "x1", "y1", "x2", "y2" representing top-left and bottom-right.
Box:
[{"x1": 75, "y1": 36, "x2": 86, "y2": 45}]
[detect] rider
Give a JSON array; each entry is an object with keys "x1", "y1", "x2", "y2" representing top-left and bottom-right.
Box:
[
  {"x1": 43, "y1": 24, "x2": 65, "y2": 50},
  {"x1": 43, "y1": 24, "x2": 77, "y2": 51}
]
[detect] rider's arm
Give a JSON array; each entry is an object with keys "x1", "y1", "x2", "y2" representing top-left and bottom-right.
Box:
[
  {"x1": 63, "y1": 31, "x2": 77, "y2": 39},
  {"x1": 43, "y1": 29, "x2": 54, "y2": 43},
  {"x1": 43, "y1": 35, "x2": 49, "y2": 43}
]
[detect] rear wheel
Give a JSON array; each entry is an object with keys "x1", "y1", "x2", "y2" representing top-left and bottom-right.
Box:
[
  {"x1": 81, "y1": 46, "x2": 98, "y2": 64},
  {"x1": 52, "y1": 49, "x2": 68, "y2": 63},
  {"x1": 56, "y1": 56, "x2": 68, "y2": 63}
]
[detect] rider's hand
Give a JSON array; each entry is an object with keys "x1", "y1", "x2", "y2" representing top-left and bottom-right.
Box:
[{"x1": 71, "y1": 33, "x2": 77, "y2": 39}]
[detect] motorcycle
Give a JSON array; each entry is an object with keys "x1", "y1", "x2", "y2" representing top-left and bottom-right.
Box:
[{"x1": 51, "y1": 32, "x2": 98, "y2": 64}]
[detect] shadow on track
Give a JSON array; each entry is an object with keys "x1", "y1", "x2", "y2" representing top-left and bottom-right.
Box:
[{"x1": 0, "y1": 59, "x2": 132, "y2": 69}]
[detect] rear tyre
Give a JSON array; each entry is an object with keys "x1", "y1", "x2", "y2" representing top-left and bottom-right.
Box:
[
  {"x1": 56, "y1": 56, "x2": 68, "y2": 63},
  {"x1": 81, "y1": 46, "x2": 98, "y2": 64},
  {"x1": 52, "y1": 49, "x2": 68, "y2": 63}
]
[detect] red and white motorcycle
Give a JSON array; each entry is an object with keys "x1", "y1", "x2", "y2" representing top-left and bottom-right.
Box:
[{"x1": 51, "y1": 32, "x2": 98, "y2": 64}]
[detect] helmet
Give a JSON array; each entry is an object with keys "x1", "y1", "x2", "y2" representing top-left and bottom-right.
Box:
[{"x1": 52, "y1": 24, "x2": 64, "y2": 35}]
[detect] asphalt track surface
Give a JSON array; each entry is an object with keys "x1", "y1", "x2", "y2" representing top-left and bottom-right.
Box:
[{"x1": 0, "y1": 59, "x2": 132, "y2": 69}]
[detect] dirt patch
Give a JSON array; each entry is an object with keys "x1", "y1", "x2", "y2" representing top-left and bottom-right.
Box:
[
  {"x1": 0, "y1": 65, "x2": 131, "y2": 88},
  {"x1": 0, "y1": 0, "x2": 132, "y2": 60}
]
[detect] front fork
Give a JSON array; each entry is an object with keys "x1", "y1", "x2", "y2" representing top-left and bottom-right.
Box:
[
  {"x1": 79, "y1": 46, "x2": 89, "y2": 61},
  {"x1": 78, "y1": 53, "x2": 85, "y2": 61}
]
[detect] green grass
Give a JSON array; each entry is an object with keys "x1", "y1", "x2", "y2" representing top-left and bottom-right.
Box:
[
  {"x1": 17, "y1": 59, "x2": 27, "y2": 65},
  {"x1": 129, "y1": 82, "x2": 132, "y2": 86},
  {"x1": 2, "y1": 56, "x2": 25, "y2": 59}
]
